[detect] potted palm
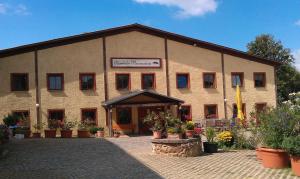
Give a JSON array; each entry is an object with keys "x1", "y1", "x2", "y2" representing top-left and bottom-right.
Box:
[
  {"x1": 203, "y1": 127, "x2": 218, "y2": 153},
  {"x1": 61, "y1": 119, "x2": 76, "y2": 138},
  {"x1": 77, "y1": 121, "x2": 90, "y2": 138},
  {"x1": 282, "y1": 136, "x2": 300, "y2": 176},
  {"x1": 185, "y1": 121, "x2": 195, "y2": 138},
  {"x1": 96, "y1": 127, "x2": 105, "y2": 138},
  {"x1": 44, "y1": 119, "x2": 58, "y2": 138}
]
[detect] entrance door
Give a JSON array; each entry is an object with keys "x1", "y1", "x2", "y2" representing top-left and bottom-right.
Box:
[{"x1": 138, "y1": 106, "x2": 164, "y2": 135}]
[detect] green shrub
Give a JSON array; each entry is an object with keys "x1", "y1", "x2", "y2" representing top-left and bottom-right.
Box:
[
  {"x1": 89, "y1": 126, "x2": 99, "y2": 134},
  {"x1": 185, "y1": 121, "x2": 194, "y2": 130},
  {"x1": 206, "y1": 127, "x2": 216, "y2": 143},
  {"x1": 282, "y1": 136, "x2": 300, "y2": 156},
  {"x1": 3, "y1": 113, "x2": 19, "y2": 126}
]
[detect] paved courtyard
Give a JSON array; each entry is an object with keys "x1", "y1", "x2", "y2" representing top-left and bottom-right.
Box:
[{"x1": 0, "y1": 136, "x2": 298, "y2": 179}]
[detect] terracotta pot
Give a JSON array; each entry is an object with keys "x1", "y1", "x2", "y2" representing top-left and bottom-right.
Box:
[
  {"x1": 203, "y1": 142, "x2": 218, "y2": 153},
  {"x1": 153, "y1": 131, "x2": 162, "y2": 139},
  {"x1": 260, "y1": 147, "x2": 289, "y2": 169},
  {"x1": 256, "y1": 148, "x2": 262, "y2": 160},
  {"x1": 44, "y1": 129, "x2": 56, "y2": 138},
  {"x1": 291, "y1": 156, "x2": 300, "y2": 176},
  {"x1": 32, "y1": 132, "x2": 41, "y2": 138},
  {"x1": 167, "y1": 133, "x2": 182, "y2": 139},
  {"x1": 61, "y1": 130, "x2": 72, "y2": 138},
  {"x1": 185, "y1": 130, "x2": 194, "y2": 138},
  {"x1": 96, "y1": 130, "x2": 105, "y2": 138},
  {"x1": 77, "y1": 130, "x2": 90, "y2": 138}
]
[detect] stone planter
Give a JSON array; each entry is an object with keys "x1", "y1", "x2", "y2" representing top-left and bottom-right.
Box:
[
  {"x1": 61, "y1": 130, "x2": 72, "y2": 138},
  {"x1": 167, "y1": 133, "x2": 183, "y2": 139},
  {"x1": 151, "y1": 138, "x2": 202, "y2": 157},
  {"x1": 77, "y1": 130, "x2": 90, "y2": 138},
  {"x1": 32, "y1": 132, "x2": 41, "y2": 138},
  {"x1": 185, "y1": 130, "x2": 194, "y2": 138},
  {"x1": 291, "y1": 156, "x2": 300, "y2": 176},
  {"x1": 96, "y1": 130, "x2": 105, "y2": 138},
  {"x1": 153, "y1": 131, "x2": 162, "y2": 139},
  {"x1": 260, "y1": 147, "x2": 289, "y2": 169},
  {"x1": 44, "y1": 129, "x2": 56, "y2": 138},
  {"x1": 203, "y1": 142, "x2": 218, "y2": 153}
]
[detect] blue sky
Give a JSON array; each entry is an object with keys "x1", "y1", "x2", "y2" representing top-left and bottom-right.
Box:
[{"x1": 0, "y1": 0, "x2": 299, "y2": 70}]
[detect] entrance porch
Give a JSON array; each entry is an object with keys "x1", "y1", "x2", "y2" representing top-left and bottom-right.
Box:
[{"x1": 102, "y1": 90, "x2": 184, "y2": 136}]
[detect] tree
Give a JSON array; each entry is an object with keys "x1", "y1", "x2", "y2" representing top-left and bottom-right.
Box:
[{"x1": 247, "y1": 34, "x2": 300, "y2": 102}]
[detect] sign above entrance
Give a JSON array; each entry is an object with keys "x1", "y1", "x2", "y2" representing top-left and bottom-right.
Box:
[{"x1": 111, "y1": 58, "x2": 161, "y2": 68}]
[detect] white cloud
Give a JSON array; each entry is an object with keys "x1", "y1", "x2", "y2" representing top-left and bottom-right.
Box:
[
  {"x1": 0, "y1": 3, "x2": 30, "y2": 15},
  {"x1": 293, "y1": 49, "x2": 300, "y2": 71},
  {"x1": 134, "y1": 0, "x2": 218, "y2": 18},
  {"x1": 295, "y1": 20, "x2": 300, "y2": 26}
]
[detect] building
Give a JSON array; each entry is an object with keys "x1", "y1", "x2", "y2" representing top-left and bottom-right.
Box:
[{"x1": 0, "y1": 24, "x2": 280, "y2": 136}]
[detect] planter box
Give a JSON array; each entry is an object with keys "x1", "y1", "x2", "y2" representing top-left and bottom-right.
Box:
[
  {"x1": 203, "y1": 142, "x2": 218, "y2": 153},
  {"x1": 61, "y1": 130, "x2": 72, "y2": 138},
  {"x1": 44, "y1": 129, "x2": 56, "y2": 138},
  {"x1": 77, "y1": 130, "x2": 90, "y2": 138},
  {"x1": 260, "y1": 148, "x2": 289, "y2": 169}
]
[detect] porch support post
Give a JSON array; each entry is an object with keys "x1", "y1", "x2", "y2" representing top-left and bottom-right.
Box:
[
  {"x1": 108, "y1": 106, "x2": 113, "y2": 137},
  {"x1": 177, "y1": 103, "x2": 182, "y2": 118}
]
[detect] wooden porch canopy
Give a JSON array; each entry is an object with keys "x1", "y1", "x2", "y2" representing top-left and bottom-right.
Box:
[{"x1": 102, "y1": 90, "x2": 184, "y2": 136}]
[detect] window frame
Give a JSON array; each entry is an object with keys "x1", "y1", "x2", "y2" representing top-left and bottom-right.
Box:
[
  {"x1": 231, "y1": 72, "x2": 244, "y2": 88},
  {"x1": 79, "y1": 73, "x2": 96, "y2": 91},
  {"x1": 253, "y1": 72, "x2": 266, "y2": 88},
  {"x1": 81, "y1": 108, "x2": 98, "y2": 126},
  {"x1": 255, "y1": 103, "x2": 267, "y2": 113},
  {"x1": 204, "y1": 104, "x2": 218, "y2": 119},
  {"x1": 47, "y1": 109, "x2": 65, "y2": 129},
  {"x1": 203, "y1": 72, "x2": 217, "y2": 89},
  {"x1": 115, "y1": 73, "x2": 131, "y2": 91},
  {"x1": 181, "y1": 105, "x2": 192, "y2": 121},
  {"x1": 141, "y1": 73, "x2": 156, "y2": 90},
  {"x1": 47, "y1": 73, "x2": 64, "y2": 91},
  {"x1": 10, "y1": 73, "x2": 29, "y2": 92},
  {"x1": 116, "y1": 107, "x2": 132, "y2": 125},
  {"x1": 232, "y1": 103, "x2": 247, "y2": 118},
  {"x1": 176, "y1": 73, "x2": 190, "y2": 89}
]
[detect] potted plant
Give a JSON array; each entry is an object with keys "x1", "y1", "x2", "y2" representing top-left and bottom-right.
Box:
[
  {"x1": 257, "y1": 105, "x2": 298, "y2": 169},
  {"x1": 44, "y1": 119, "x2": 58, "y2": 138},
  {"x1": 96, "y1": 127, "x2": 105, "y2": 138},
  {"x1": 15, "y1": 126, "x2": 31, "y2": 138},
  {"x1": 3, "y1": 113, "x2": 20, "y2": 137},
  {"x1": 61, "y1": 119, "x2": 76, "y2": 138},
  {"x1": 32, "y1": 123, "x2": 42, "y2": 138},
  {"x1": 203, "y1": 127, "x2": 218, "y2": 153},
  {"x1": 89, "y1": 126, "x2": 99, "y2": 137},
  {"x1": 217, "y1": 130, "x2": 233, "y2": 148},
  {"x1": 77, "y1": 121, "x2": 90, "y2": 138},
  {"x1": 185, "y1": 121, "x2": 195, "y2": 138},
  {"x1": 282, "y1": 136, "x2": 300, "y2": 176},
  {"x1": 167, "y1": 127, "x2": 183, "y2": 139},
  {"x1": 113, "y1": 130, "x2": 121, "y2": 138},
  {"x1": 143, "y1": 111, "x2": 168, "y2": 139}
]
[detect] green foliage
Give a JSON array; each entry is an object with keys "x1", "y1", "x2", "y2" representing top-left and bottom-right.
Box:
[
  {"x1": 3, "y1": 113, "x2": 20, "y2": 126},
  {"x1": 143, "y1": 111, "x2": 170, "y2": 132},
  {"x1": 78, "y1": 121, "x2": 89, "y2": 131},
  {"x1": 247, "y1": 34, "x2": 300, "y2": 102},
  {"x1": 185, "y1": 121, "x2": 194, "y2": 130},
  {"x1": 206, "y1": 127, "x2": 216, "y2": 143},
  {"x1": 167, "y1": 127, "x2": 182, "y2": 134},
  {"x1": 61, "y1": 118, "x2": 77, "y2": 130},
  {"x1": 282, "y1": 136, "x2": 300, "y2": 156},
  {"x1": 89, "y1": 126, "x2": 99, "y2": 134}
]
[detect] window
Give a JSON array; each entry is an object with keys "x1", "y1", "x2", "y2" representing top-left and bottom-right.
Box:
[
  {"x1": 48, "y1": 109, "x2": 65, "y2": 128},
  {"x1": 117, "y1": 108, "x2": 132, "y2": 124},
  {"x1": 232, "y1": 103, "x2": 246, "y2": 118},
  {"x1": 231, "y1": 72, "x2": 244, "y2": 87},
  {"x1": 203, "y1": 73, "x2": 216, "y2": 88},
  {"x1": 47, "y1": 73, "x2": 64, "y2": 90},
  {"x1": 181, "y1": 105, "x2": 192, "y2": 121},
  {"x1": 255, "y1": 103, "x2": 267, "y2": 114},
  {"x1": 116, "y1": 74, "x2": 130, "y2": 90},
  {"x1": 81, "y1": 108, "x2": 97, "y2": 125},
  {"x1": 254, "y1": 72, "x2": 266, "y2": 87},
  {"x1": 13, "y1": 110, "x2": 30, "y2": 127},
  {"x1": 11, "y1": 73, "x2": 29, "y2": 91},
  {"x1": 141, "y1": 73, "x2": 155, "y2": 89},
  {"x1": 80, "y1": 73, "x2": 96, "y2": 90},
  {"x1": 204, "y1": 104, "x2": 218, "y2": 119},
  {"x1": 176, "y1": 73, "x2": 190, "y2": 89}
]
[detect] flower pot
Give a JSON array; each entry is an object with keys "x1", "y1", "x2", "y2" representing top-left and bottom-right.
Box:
[
  {"x1": 260, "y1": 147, "x2": 289, "y2": 169},
  {"x1": 203, "y1": 142, "x2": 218, "y2": 153},
  {"x1": 61, "y1": 130, "x2": 72, "y2": 138},
  {"x1": 44, "y1": 129, "x2": 56, "y2": 138},
  {"x1": 77, "y1": 130, "x2": 90, "y2": 138},
  {"x1": 153, "y1": 131, "x2": 162, "y2": 139},
  {"x1": 291, "y1": 156, "x2": 300, "y2": 176},
  {"x1": 167, "y1": 133, "x2": 183, "y2": 139},
  {"x1": 32, "y1": 132, "x2": 41, "y2": 138},
  {"x1": 96, "y1": 130, "x2": 105, "y2": 138},
  {"x1": 256, "y1": 148, "x2": 262, "y2": 160},
  {"x1": 114, "y1": 133, "x2": 120, "y2": 138},
  {"x1": 185, "y1": 130, "x2": 194, "y2": 138}
]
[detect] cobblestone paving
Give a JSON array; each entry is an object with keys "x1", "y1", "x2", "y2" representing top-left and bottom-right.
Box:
[{"x1": 0, "y1": 137, "x2": 299, "y2": 179}]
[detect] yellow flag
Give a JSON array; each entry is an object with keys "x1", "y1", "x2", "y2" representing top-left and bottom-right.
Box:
[{"x1": 236, "y1": 85, "x2": 245, "y2": 121}]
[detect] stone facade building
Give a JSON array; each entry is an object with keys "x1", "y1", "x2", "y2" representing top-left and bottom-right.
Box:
[{"x1": 0, "y1": 24, "x2": 279, "y2": 135}]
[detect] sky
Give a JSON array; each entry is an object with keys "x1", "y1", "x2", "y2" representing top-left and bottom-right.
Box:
[{"x1": 0, "y1": 0, "x2": 299, "y2": 70}]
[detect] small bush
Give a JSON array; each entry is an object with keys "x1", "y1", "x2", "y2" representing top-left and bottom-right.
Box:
[
  {"x1": 185, "y1": 121, "x2": 194, "y2": 130},
  {"x1": 282, "y1": 136, "x2": 300, "y2": 156}
]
